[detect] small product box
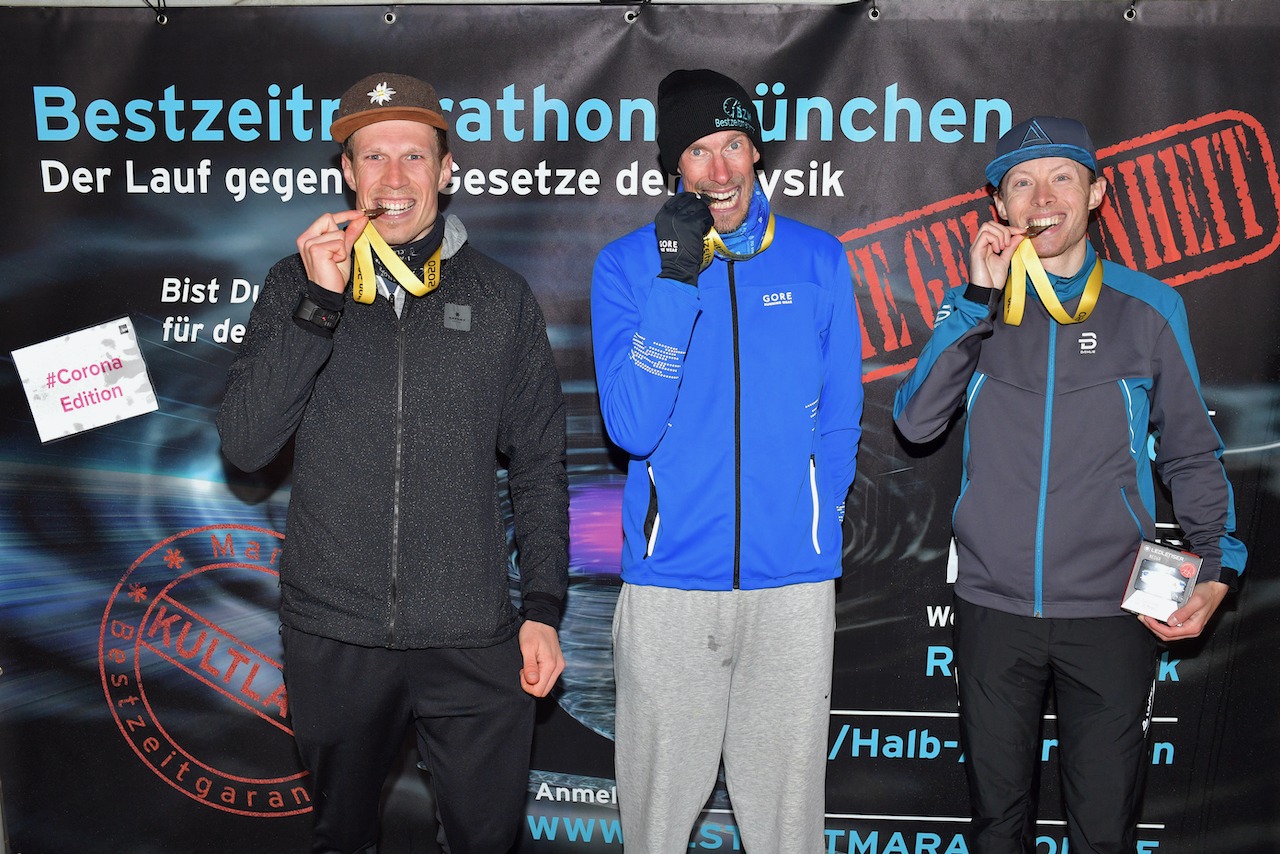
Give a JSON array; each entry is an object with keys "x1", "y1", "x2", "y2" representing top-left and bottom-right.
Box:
[{"x1": 1121, "y1": 540, "x2": 1202, "y2": 622}]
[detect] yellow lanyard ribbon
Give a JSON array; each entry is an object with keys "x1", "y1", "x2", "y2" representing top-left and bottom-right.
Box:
[
  {"x1": 351, "y1": 222, "x2": 442, "y2": 305},
  {"x1": 1004, "y1": 239, "x2": 1103, "y2": 326},
  {"x1": 699, "y1": 213, "x2": 777, "y2": 271}
]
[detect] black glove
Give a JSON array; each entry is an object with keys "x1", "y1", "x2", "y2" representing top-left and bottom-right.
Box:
[{"x1": 654, "y1": 192, "x2": 714, "y2": 286}]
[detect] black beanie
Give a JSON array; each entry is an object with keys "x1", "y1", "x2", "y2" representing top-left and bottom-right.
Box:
[{"x1": 657, "y1": 69, "x2": 762, "y2": 175}]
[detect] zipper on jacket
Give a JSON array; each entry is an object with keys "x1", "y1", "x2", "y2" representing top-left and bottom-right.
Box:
[
  {"x1": 386, "y1": 309, "x2": 408, "y2": 645},
  {"x1": 643, "y1": 462, "x2": 660, "y2": 558},
  {"x1": 1033, "y1": 321, "x2": 1058, "y2": 618},
  {"x1": 728, "y1": 261, "x2": 742, "y2": 588},
  {"x1": 809, "y1": 455, "x2": 821, "y2": 555}
]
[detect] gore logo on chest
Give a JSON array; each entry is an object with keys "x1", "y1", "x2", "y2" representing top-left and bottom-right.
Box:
[{"x1": 762, "y1": 291, "x2": 793, "y2": 306}]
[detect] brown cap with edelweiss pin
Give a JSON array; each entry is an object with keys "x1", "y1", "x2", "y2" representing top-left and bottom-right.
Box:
[{"x1": 329, "y1": 73, "x2": 449, "y2": 144}]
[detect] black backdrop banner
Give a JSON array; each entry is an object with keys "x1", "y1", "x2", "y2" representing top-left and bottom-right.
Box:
[{"x1": 1, "y1": 3, "x2": 1278, "y2": 853}]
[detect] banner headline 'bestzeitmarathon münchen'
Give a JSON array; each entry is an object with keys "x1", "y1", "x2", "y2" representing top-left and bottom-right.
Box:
[{"x1": 33, "y1": 82, "x2": 1013, "y2": 146}]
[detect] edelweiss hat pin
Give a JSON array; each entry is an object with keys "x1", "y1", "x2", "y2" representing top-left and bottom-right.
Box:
[{"x1": 329, "y1": 73, "x2": 449, "y2": 144}]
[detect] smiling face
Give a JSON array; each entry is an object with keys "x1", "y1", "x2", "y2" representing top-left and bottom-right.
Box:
[
  {"x1": 995, "y1": 156, "x2": 1108, "y2": 277},
  {"x1": 342, "y1": 119, "x2": 453, "y2": 246},
  {"x1": 677, "y1": 130, "x2": 761, "y2": 233}
]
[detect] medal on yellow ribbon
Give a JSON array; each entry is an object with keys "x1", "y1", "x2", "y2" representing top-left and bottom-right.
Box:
[
  {"x1": 1004, "y1": 237, "x2": 1103, "y2": 326},
  {"x1": 351, "y1": 221, "x2": 442, "y2": 305},
  {"x1": 698, "y1": 213, "x2": 777, "y2": 271}
]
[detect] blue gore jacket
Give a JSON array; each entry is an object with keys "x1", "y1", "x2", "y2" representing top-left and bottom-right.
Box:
[
  {"x1": 894, "y1": 246, "x2": 1246, "y2": 618},
  {"x1": 592, "y1": 214, "x2": 863, "y2": 590}
]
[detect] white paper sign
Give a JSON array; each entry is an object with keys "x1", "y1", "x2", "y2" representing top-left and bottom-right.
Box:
[{"x1": 11, "y1": 316, "x2": 159, "y2": 443}]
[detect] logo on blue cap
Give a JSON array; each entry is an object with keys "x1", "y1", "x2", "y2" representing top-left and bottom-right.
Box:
[{"x1": 1020, "y1": 121, "x2": 1053, "y2": 149}]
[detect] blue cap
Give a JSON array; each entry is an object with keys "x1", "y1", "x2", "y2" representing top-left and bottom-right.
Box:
[{"x1": 986, "y1": 116, "x2": 1098, "y2": 188}]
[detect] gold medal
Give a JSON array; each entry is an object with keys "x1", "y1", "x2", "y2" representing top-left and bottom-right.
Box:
[
  {"x1": 1004, "y1": 238, "x2": 1102, "y2": 326},
  {"x1": 699, "y1": 213, "x2": 777, "y2": 271},
  {"x1": 351, "y1": 221, "x2": 442, "y2": 305}
]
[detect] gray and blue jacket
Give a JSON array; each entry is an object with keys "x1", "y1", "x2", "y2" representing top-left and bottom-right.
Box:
[{"x1": 894, "y1": 244, "x2": 1246, "y2": 618}]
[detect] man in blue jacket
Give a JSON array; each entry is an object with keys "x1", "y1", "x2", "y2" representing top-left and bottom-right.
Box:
[
  {"x1": 591, "y1": 69, "x2": 863, "y2": 854},
  {"x1": 894, "y1": 116, "x2": 1247, "y2": 854}
]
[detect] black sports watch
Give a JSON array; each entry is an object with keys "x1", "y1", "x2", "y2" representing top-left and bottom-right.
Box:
[{"x1": 293, "y1": 293, "x2": 342, "y2": 329}]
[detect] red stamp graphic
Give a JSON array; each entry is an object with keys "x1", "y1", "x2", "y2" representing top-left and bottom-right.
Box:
[
  {"x1": 1180, "y1": 563, "x2": 1197, "y2": 579},
  {"x1": 99, "y1": 524, "x2": 310, "y2": 816}
]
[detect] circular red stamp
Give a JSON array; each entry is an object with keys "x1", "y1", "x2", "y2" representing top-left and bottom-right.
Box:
[
  {"x1": 99, "y1": 524, "x2": 310, "y2": 816},
  {"x1": 1179, "y1": 562, "x2": 1197, "y2": 579}
]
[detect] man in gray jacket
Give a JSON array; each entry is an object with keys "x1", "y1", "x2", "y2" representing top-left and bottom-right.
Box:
[
  {"x1": 894, "y1": 116, "x2": 1245, "y2": 854},
  {"x1": 217, "y1": 72, "x2": 568, "y2": 854}
]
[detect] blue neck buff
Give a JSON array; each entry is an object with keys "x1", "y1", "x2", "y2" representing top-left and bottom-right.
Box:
[
  {"x1": 1038, "y1": 242, "x2": 1098, "y2": 303},
  {"x1": 675, "y1": 178, "x2": 773, "y2": 260},
  {"x1": 715, "y1": 182, "x2": 771, "y2": 258}
]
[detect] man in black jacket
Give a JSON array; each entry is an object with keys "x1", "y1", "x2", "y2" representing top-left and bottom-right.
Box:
[{"x1": 217, "y1": 72, "x2": 568, "y2": 854}]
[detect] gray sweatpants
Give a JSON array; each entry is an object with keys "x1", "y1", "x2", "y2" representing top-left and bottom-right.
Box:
[{"x1": 612, "y1": 580, "x2": 835, "y2": 854}]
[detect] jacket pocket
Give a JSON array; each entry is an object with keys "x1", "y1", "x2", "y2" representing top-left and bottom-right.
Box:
[
  {"x1": 951, "y1": 482, "x2": 970, "y2": 529},
  {"x1": 1119, "y1": 485, "x2": 1153, "y2": 540},
  {"x1": 644, "y1": 462, "x2": 661, "y2": 558},
  {"x1": 809, "y1": 455, "x2": 821, "y2": 555}
]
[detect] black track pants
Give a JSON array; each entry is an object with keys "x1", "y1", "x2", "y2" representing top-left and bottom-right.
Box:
[
  {"x1": 953, "y1": 597, "x2": 1158, "y2": 854},
  {"x1": 281, "y1": 626, "x2": 535, "y2": 854}
]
